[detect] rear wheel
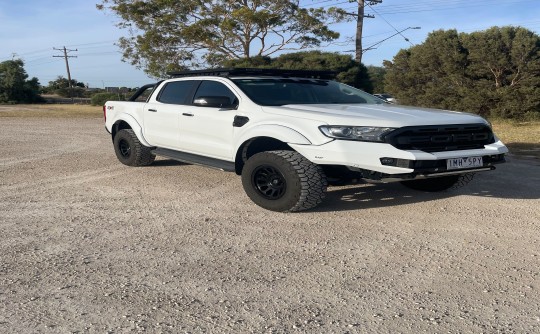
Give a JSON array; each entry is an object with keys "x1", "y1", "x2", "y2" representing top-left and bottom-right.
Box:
[
  {"x1": 113, "y1": 129, "x2": 155, "y2": 166},
  {"x1": 400, "y1": 173, "x2": 474, "y2": 192},
  {"x1": 242, "y1": 150, "x2": 327, "y2": 212}
]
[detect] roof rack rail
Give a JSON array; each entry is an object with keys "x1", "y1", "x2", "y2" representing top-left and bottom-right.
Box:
[{"x1": 167, "y1": 68, "x2": 336, "y2": 79}]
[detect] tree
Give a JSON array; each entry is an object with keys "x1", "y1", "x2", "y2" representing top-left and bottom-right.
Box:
[
  {"x1": 46, "y1": 76, "x2": 85, "y2": 91},
  {"x1": 223, "y1": 50, "x2": 372, "y2": 91},
  {"x1": 384, "y1": 27, "x2": 540, "y2": 119},
  {"x1": 97, "y1": 0, "x2": 346, "y2": 77},
  {"x1": 463, "y1": 27, "x2": 540, "y2": 118},
  {"x1": 0, "y1": 59, "x2": 43, "y2": 103},
  {"x1": 366, "y1": 65, "x2": 386, "y2": 93},
  {"x1": 42, "y1": 76, "x2": 86, "y2": 98}
]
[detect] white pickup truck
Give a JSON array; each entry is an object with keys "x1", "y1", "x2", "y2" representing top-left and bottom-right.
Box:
[{"x1": 104, "y1": 68, "x2": 508, "y2": 212}]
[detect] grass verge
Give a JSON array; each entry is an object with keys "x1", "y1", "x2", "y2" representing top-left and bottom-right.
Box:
[
  {"x1": 492, "y1": 120, "x2": 540, "y2": 160},
  {"x1": 0, "y1": 104, "x2": 102, "y2": 118}
]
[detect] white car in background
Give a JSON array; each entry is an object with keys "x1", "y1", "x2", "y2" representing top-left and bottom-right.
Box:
[{"x1": 374, "y1": 93, "x2": 397, "y2": 104}]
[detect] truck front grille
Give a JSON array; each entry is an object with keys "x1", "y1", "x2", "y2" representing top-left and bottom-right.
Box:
[{"x1": 385, "y1": 124, "x2": 495, "y2": 152}]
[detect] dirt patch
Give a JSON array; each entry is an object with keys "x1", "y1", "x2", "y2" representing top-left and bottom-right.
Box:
[{"x1": 1, "y1": 117, "x2": 539, "y2": 333}]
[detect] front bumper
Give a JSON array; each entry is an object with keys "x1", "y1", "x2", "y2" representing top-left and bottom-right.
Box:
[{"x1": 290, "y1": 139, "x2": 508, "y2": 176}]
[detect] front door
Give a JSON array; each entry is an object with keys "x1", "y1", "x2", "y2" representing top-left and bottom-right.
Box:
[{"x1": 177, "y1": 80, "x2": 240, "y2": 160}]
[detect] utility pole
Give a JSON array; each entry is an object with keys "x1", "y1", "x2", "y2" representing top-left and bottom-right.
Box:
[
  {"x1": 53, "y1": 47, "x2": 77, "y2": 89},
  {"x1": 351, "y1": 0, "x2": 381, "y2": 64}
]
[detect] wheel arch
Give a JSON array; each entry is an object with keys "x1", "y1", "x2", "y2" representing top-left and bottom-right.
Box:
[
  {"x1": 110, "y1": 114, "x2": 151, "y2": 147},
  {"x1": 111, "y1": 120, "x2": 131, "y2": 140},
  {"x1": 234, "y1": 136, "x2": 295, "y2": 175},
  {"x1": 233, "y1": 124, "x2": 313, "y2": 174}
]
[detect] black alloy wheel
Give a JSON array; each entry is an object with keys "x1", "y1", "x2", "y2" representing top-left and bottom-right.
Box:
[
  {"x1": 118, "y1": 138, "x2": 132, "y2": 159},
  {"x1": 252, "y1": 165, "x2": 287, "y2": 200}
]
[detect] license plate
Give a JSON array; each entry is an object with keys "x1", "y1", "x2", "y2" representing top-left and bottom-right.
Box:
[{"x1": 447, "y1": 156, "x2": 483, "y2": 170}]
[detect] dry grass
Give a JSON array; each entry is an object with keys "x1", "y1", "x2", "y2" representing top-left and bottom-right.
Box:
[
  {"x1": 0, "y1": 104, "x2": 102, "y2": 118},
  {"x1": 492, "y1": 120, "x2": 540, "y2": 159},
  {"x1": 1, "y1": 104, "x2": 538, "y2": 159}
]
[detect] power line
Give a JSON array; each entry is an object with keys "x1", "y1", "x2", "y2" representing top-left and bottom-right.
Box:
[
  {"x1": 25, "y1": 59, "x2": 64, "y2": 67},
  {"x1": 300, "y1": 0, "x2": 338, "y2": 8},
  {"x1": 0, "y1": 40, "x2": 118, "y2": 62},
  {"x1": 66, "y1": 40, "x2": 117, "y2": 47},
  {"x1": 352, "y1": 26, "x2": 421, "y2": 53},
  {"x1": 365, "y1": 2, "x2": 415, "y2": 46},
  {"x1": 11, "y1": 48, "x2": 52, "y2": 57},
  {"x1": 344, "y1": 0, "x2": 536, "y2": 15},
  {"x1": 78, "y1": 51, "x2": 122, "y2": 57}
]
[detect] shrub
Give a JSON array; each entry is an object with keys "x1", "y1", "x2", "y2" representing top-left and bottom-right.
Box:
[{"x1": 91, "y1": 92, "x2": 125, "y2": 106}]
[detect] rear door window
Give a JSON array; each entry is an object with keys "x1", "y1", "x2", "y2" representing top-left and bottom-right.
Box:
[{"x1": 158, "y1": 81, "x2": 198, "y2": 105}]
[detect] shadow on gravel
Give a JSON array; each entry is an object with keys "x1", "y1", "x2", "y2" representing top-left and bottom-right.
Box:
[
  {"x1": 314, "y1": 183, "x2": 449, "y2": 212},
  {"x1": 313, "y1": 161, "x2": 539, "y2": 212}
]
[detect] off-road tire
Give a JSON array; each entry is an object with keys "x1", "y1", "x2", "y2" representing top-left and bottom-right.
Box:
[
  {"x1": 113, "y1": 129, "x2": 155, "y2": 167},
  {"x1": 400, "y1": 173, "x2": 474, "y2": 192},
  {"x1": 242, "y1": 150, "x2": 327, "y2": 212}
]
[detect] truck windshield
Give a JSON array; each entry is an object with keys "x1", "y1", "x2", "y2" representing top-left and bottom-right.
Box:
[{"x1": 231, "y1": 78, "x2": 384, "y2": 106}]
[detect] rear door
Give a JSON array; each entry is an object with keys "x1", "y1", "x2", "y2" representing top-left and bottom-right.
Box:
[{"x1": 142, "y1": 80, "x2": 198, "y2": 149}]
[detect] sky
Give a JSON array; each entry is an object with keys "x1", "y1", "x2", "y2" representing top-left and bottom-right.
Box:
[{"x1": 0, "y1": 0, "x2": 538, "y2": 88}]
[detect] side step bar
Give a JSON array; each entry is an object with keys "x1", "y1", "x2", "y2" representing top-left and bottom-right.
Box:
[{"x1": 152, "y1": 148, "x2": 235, "y2": 172}]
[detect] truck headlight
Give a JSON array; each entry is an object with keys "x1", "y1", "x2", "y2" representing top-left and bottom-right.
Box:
[{"x1": 319, "y1": 126, "x2": 395, "y2": 142}]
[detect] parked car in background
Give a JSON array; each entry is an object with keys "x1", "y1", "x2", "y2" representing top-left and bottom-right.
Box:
[{"x1": 374, "y1": 93, "x2": 397, "y2": 104}]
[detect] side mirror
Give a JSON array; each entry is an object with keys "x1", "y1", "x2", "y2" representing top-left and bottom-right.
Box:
[{"x1": 193, "y1": 96, "x2": 234, "y2": 108}]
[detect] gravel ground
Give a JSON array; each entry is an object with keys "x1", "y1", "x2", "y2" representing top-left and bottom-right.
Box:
[{"x1": 1, "y1": 117, "x2": 539, "y2": 333}]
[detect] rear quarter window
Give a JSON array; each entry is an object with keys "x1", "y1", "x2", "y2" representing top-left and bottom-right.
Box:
[{"x1": 132, "y1": 87, "x2": 154, "y2": 102}]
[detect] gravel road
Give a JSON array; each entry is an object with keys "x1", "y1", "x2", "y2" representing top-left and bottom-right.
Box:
[{"x1": 1, "y1": 117, "x2": 539, "y2": 333}]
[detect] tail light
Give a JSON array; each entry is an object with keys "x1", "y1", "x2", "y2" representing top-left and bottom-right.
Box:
[{"x1": 103, "y1": 105, "x2": 106, "y2": 122}]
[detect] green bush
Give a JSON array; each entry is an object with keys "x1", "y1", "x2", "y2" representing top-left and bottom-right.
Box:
[
  {"x1": 91, "y1": 92, "x2": 125, "y2": 106},
  {"x1": 55, "y1": 87, "x2": 86, "y2": 98},
  {"x1": 384, "y1": 27, "x2": 540, "y2": 119}
]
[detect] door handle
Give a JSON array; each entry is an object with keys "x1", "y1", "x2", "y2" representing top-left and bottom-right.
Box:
[
  {"x1": 182, "y1": 113, "x2": 194, "y2": 117},
  {"x1": 148, "y1": 108, "x2": 157, "y2": 112}
]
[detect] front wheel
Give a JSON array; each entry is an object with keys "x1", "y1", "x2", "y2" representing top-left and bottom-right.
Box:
[
  {"x1": 400, "y1": 173, "x2": 474, "y2": 192},
  {"x1": 113, "y1": 129, "x2": 155, "y2": 167},
  {"x1": 241, "y1": 150, "x2": 327, "y2": 212}
]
